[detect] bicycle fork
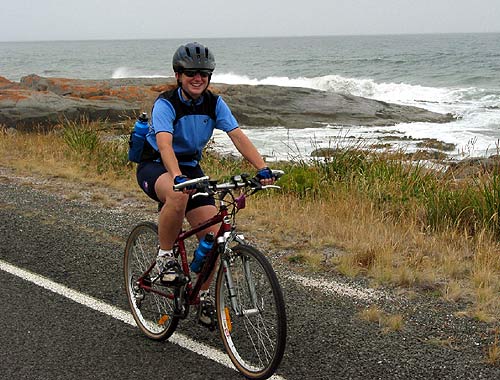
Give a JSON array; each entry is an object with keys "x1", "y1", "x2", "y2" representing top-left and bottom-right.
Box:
[{"x1": 220, "y1": 235, "x2": 260, "y2": 317}]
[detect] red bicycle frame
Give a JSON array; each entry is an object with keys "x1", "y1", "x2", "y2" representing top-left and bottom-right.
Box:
[
  {"x1": 138, "y1": 192, "x2": 241, "y2": 307},
  {"x1": 175, "y1": 204, "x2": 231, "y2": 303}
]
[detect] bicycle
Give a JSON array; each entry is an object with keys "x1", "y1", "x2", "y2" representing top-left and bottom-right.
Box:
[{"x1": 124, "y1": 170, "x2": 287, "y2": 380}]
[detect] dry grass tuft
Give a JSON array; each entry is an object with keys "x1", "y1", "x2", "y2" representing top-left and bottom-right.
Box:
[
  {"x1": 358, "y1": 305, "x2": 405, "y2": 333},
  {"x1": 382, "y1": 314, "x2": 405, "y2": 333},
  {"x1": 359, "y1": 305, "x2": 384, "y2": 323},
  {"x1": 443, "y1": 280, "x2": 469, "y2": 302},
  {"x1": 486, "y1": 327, "x2": 500, "y2": 366}
]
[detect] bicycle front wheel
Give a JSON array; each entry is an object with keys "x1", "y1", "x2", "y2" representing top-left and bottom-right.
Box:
[
  {"x1": 124, "y1": 222, "x2": 179, "y2": 340},
  {"x1": 216, "y1": 244, "x2": 287, "y2": 380}
]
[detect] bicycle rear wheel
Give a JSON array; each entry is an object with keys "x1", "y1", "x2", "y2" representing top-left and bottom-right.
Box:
[
  {"x1": 124, "y1": 222, "x2": 179, "y2": 340},
  {"x1": 216, "y1": 244, "x2": 287, "y2": 379}
]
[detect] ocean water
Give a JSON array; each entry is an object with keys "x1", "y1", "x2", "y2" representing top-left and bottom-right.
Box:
[{"x1": 1, "y1": 34, "x2": 499, "y2": 160}]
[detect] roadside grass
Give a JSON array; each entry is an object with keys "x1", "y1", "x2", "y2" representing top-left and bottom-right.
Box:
[
  {"x1": 0, "y1": 122, "x2": 137, "y2": 196},
  {"x1": 1, "y1": 122, "x2": 499, "y2": 321},
  {"x1": 486, "y1": 327, "x2": 500, "y2": 366}
]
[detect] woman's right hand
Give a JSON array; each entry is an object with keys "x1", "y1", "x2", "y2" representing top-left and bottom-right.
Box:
[{"x1": 174, "y1": 175, "x2": 197, "y2": 194}]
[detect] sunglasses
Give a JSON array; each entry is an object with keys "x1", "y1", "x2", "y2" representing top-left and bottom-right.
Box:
[{"x1": 182, "y1": 69, "x2": 212, "y2": 78}]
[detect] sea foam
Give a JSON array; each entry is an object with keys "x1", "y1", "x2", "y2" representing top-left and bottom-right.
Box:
[
  {"x1": 111, "y1": 66, "x2": 167, "y2": 79},
  {"x1": 212, "y1": 72, "x2": 457, "y2": 108},
  {"x1": 210, "y1": 72, "x2": 499, "y2": 159}
]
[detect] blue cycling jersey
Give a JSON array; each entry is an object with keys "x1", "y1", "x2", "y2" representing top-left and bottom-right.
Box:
[{"x1": 145, "y1": 88, "x2": 238, "y2": 166}]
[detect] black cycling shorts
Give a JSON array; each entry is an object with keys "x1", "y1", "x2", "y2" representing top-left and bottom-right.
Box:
[{"x1": 136, "y1": 161, "x2": 215, "y2": 213}]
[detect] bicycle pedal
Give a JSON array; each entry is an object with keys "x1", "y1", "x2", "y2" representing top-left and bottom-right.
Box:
[
  {"x1": 160, "y1": 273, "x2": 189, "y2": 287},
  {"x1": 198, "y1": 303, "x2": 217, "y2": 330}
]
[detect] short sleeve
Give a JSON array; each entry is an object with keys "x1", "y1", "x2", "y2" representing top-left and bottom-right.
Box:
[
  {"x1": 215, "y1": 97, "x2": 239, "y2": 133},
  {"x1": 152, "y1": 98, "x2": 176, "y2": 134}
]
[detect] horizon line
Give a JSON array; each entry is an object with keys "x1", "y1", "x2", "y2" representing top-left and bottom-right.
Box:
[{"x1": 1, "y1": 30, "x2": 499, "y2": 44}]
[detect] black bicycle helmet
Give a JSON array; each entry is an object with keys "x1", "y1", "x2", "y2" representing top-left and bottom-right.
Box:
[{"x1": 172, "y1": 42, "x2": 216, "y2": 73}]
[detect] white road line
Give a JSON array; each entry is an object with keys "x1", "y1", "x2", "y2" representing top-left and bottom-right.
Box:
[
  {"x1": 0, "y1": 259, "x2": 286, "y2": 380},
  {"x1": 283, "y1": 272, "x2": 386, "y2": 301}
]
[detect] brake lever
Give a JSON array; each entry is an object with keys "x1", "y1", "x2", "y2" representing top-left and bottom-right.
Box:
[{"x1": 249, "y1": 177, "x2": 263, "y2": 194}]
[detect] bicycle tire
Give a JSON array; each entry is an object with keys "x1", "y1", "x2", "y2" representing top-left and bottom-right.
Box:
[
  {"x1": 215, "y1": 244, "x2": 287, "y2": 379},
  {"x1": 124, "y1": 222, "x2": 179, "y2": 340}
]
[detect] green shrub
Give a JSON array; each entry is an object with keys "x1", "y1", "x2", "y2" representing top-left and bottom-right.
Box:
[
  {"x1": 63, "y1": 121, "x2": 100, "y2": 157},
  {"x1": 279, "y1": 165, "x2": 323, "y2": 198},
  {"x1": 62, "y1": 120, "x2": 130, "y2": 175},
  {"x1": 95, "y1": 136, "x2": 130, "y2": 174},
  {"x1": 474, "y1": 174, "x2": 500, "y2": 237}
]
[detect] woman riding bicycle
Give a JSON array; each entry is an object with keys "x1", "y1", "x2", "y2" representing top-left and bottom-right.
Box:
[{"x1": 135, "y1": 42, "x2": 274, "y2": 325}]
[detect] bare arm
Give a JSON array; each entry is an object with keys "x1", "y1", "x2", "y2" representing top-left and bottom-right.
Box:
[
  {"x1": 227, "y1": 128, "x2": 267, "y2": 170},
  {"x1": 227, "y1": 128, "x2": 274, "y2": 185},
  {"x1": 156, "y1": 132, "x2": 182, "y2": 179}
]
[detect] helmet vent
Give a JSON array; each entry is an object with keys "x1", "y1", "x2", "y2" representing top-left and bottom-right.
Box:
[{"x1": 184, "y1": 47, "x2": 191, "y2": 57}]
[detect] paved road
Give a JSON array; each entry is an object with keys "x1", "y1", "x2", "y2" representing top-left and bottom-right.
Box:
[{"x1": 1, "y1": 180, "x2": 499, "y2": 379}]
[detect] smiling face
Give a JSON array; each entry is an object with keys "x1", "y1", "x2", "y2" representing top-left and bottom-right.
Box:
[{"x1": 176, "y1": 71, "x2": 210, "y2": 100}]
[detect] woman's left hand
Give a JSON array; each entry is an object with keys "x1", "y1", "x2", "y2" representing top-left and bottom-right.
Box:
[{"x1": 256, "y1": 167, "x2": 275, "y2": 185}]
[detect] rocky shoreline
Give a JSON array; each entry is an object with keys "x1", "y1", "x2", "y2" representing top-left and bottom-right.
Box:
[{"x1": 0, "y1": 74, "x2": 454, "y2": 130}]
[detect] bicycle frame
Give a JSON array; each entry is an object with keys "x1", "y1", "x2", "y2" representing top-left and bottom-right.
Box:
[
  {"x1": 137, "y1": 192, "x2": 242, "y2": 310},
  {"x1": 176, "y1": 207, "x2": 229, "y2": 303}
]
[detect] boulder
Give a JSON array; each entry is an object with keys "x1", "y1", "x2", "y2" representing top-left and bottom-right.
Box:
[
  {"x1": 445, "y1": 155, "x2": 500, "y2": 178},
  {"x1": 0, "y1": 75, "x2": 176, "y2": 130},
  {"x1": 0, "y1": 75, "x2": 455, "y2": 130},
  {"x1": 217, "y1": 84, "x2": 454, "y2": 128}
]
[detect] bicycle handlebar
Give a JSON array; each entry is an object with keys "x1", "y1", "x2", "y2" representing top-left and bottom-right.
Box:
[
  {"x1": 173, "y1": 170, "x2": 285, "y2": 194},
  {"x1": 172, "y1": 176, "x2": 210, "y2": 191}
]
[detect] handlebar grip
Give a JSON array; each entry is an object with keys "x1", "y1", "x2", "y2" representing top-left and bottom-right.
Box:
[
  {"x1": 173, "y1": 175, "x2": 210, "y2": 191},
  {"x1": 192, "y1": 192, "x2": 210, "y2": 199},
  {"x1": 271, "y1": 169, "x2": 285, "y2": 179},
  {"x1": 261, "y1": 185, "x2": 281, "y2": 190}
]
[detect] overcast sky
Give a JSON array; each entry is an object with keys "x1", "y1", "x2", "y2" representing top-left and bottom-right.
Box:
[{"x1": 1, "y1": 0, "x2": 499, "y2": 42}]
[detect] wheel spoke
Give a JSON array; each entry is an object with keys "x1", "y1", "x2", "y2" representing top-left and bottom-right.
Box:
[
  {"x1": 216, "y1": 244, "x2": 286, "y2": 379},
  {"x1": 124, "y1": 222, "x2": 179, "y2": 340}
]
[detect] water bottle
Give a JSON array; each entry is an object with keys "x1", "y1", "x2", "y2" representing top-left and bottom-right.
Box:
[
  {"x1": 128, "y1": 112, "x2": 149, "y2": 163},
  {"x1": 190, "y1": 232, "x2": 215, "y2": 273},
  {"x1": 134, "y1": 112, "x2": 149, "y2": 134}
]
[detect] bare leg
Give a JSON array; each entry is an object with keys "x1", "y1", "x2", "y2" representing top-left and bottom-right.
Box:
[
  {"x1": 155, "y1": 173, "x2": 189, "y2": 250},
  {"x1": 155, "y1": 172, "x2": 218, "y2": 291}
]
